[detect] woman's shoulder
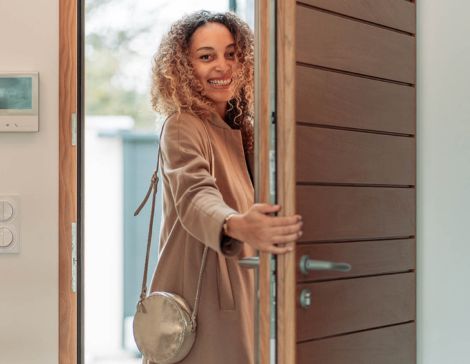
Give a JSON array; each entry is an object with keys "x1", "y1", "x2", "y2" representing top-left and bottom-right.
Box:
[
  {"x1": 165, "y1": 111, "x2": 206, "y2": 130},
  {"x1": 161, "y1": 112, "x2": 209, "y2": 151}
]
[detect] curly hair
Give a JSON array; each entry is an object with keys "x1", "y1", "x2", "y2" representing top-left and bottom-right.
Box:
[{"x1": 150, "y1": 10, "x2": 254, "y2": 154}]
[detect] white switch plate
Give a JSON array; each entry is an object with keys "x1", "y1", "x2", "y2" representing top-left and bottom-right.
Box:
[{"x1": 0, "y1": 195, "x2": 20, "y2": 253}]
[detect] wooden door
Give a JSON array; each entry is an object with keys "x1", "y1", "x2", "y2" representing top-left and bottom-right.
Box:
[{"x1": 274, "y1": 1, "x2": 417, "y2": 363}]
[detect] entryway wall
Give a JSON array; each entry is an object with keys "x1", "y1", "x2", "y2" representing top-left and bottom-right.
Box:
[
  {"x1": 416, "y1": 1, "x2": 470, "y2": 362},
  {"x1": 0, "y1": 1, "x2": 59, "y2": 363},
  {"x1": 0, "y1": 1, "x2": 468, "y2": 363}
]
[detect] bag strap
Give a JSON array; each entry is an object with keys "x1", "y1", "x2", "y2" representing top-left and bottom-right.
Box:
[{"x1": 134, "y1": 115, "x2": 215, "y2": 327}]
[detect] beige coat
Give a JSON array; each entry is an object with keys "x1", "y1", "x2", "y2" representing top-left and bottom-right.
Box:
[{"x1": 149, "y1": 111, "x2": 256, "y2": 364}]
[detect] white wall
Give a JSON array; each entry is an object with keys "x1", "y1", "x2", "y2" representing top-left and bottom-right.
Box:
[
  {"x1": 0, "y1": 0, "x2": 59, "y2": 363},
  {"x1": 417, "y1": 1, "x2": 470, "y2": 363}
]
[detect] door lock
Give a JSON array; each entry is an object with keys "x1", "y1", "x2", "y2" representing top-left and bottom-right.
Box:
[{"x1": 299, "y1": 288, "x2": 312, "y2": 309}]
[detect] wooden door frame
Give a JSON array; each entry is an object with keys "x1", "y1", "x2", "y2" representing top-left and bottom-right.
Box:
[
  {"x1": 257, "y1": 0, "x2": 297, "y2": 362},
  {"x1": 59, "y1": 0, "x2": 297, "y2": 363},
  {"x1": 59, "y1": 0, "x2": 79, "y2": 362},
  {"x1": 276, "y1": 0, "x2": 297, "y2": 363},
  {"x1": 255, "y1": 0, "x2": 273, "y2": 362}
]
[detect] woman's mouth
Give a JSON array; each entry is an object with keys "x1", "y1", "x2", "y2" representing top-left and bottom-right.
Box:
[{"x1": 207, "y1": 78, "x2": 232, "y2": 88}]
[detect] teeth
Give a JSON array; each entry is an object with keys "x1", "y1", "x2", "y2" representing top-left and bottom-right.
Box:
[{"x1": 208, "y1": 79, "x2": 231, "y2": 85}]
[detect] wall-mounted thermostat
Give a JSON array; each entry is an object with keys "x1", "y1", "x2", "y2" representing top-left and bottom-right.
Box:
[{"x1": 0, "y1": 72, "x2": 39, "y2": 132}]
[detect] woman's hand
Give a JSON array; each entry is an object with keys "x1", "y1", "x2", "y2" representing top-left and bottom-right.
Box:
[{"x1": 226, "y1": 203, "x2": 303, "y2": 254}]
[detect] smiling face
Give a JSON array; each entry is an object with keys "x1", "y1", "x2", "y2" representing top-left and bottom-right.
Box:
[{"x1": 189, "y1": 22, "x2": 239, "y2": 118}]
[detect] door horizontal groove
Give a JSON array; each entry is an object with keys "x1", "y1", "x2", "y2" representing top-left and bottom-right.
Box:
[
  {"x1": 296, "y1": 2, "x2": 415, "y2": 37},
  {"x1": 297, "y1": 236, "x2": 415, "y2": 245},
  {"x1": 296, "y1": 62, "x2": 415, "y2": 87},
  {"x1": 296, "y1": 182, "x2": 415, "y2": 188},
  {"x1": 296, "y1": 121, "x2": 415, "y2": 137},
  {"x1": 297, "y1": 235, "x2": 416, "y2": 244},
  {"x1": 298, "y1": 269, "x2": 415, "y2": 284},
  {"x1": 296, "y1": 320, "x2": 415, "y2": 344}
]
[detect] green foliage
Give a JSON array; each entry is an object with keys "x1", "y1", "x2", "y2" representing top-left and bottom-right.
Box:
[{"x1": 84, "y1": 0, "x2": 157, "y2": 130}]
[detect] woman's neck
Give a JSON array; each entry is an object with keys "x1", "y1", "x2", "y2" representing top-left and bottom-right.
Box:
[{"x1": 215, "y1": 102, "x2": 227, "y2": 120}]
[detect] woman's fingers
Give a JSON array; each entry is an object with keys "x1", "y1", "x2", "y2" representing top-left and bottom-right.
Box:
[
  {"x1": 265, "y1": 244, "x2": 293, "y2": 255},
  {"x1": 253, "y1": 203, "x2": 281, "y2": 214},
  {"x1": 244, "y1": 204, "x2": 304, "y2": 253},
  {"x1": 251, "y1": 204, "x2": 302, "y2": 228},
  {"x1": 254, "y1": 227, "x2": 302, "y2": 253},
  {"x1": 269, "y1": 222, "x2": 303, "y2": 237},
  {"x1": 268, "y1": 215, "x2": 302, "y2": 227},
  {"x1": 271, "y1": 231, "x2": 302, "y2": 244}
]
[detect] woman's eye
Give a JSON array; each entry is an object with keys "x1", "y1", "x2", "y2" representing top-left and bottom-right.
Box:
[
  {"x1": 200, "y1": 54, "x2": 212, "y2": 61},
  {"x1": 227, "y1": 52, "x2": 236, "y2": 59}
]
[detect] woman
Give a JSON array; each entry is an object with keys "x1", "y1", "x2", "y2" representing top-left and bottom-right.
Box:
[{"x1": 148, "y1": 10, "x2": 303, "y2": 364}]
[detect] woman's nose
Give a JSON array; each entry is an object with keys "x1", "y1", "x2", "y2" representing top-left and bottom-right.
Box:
[{"x1": 214, "y1": 58, "x2": 230, "y2": 72}]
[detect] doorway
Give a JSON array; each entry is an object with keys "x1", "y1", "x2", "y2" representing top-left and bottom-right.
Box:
[{"x1": 82, "y1": 1, "x2": 254, "y2": 363}]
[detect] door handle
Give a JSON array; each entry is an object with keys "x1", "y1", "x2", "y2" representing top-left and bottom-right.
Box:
[
  {"x1": 238, "y1": 256, "x2": 260, "y2": 269},
  {"x1": 299, "y1": 256, "x2": 351, "y2": 309},
  {"x1": 299, "y1": 254, "x2": 351, "y2": 275}
]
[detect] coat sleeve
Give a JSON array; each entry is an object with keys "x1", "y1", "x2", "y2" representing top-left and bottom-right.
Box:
[{"x1": 160, "y1": 113, "x2": 243, "y2": 257}]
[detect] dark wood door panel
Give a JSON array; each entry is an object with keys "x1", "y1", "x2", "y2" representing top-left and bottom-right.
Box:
[
  {"x1": 296, "y1": 5, "x2": 415, "y2": 83},
  {"x1": 296, "y1": 186, "x2": 415, "y2": 242},
  {"x1": 296, "y1": 239, "x2": 415, "y2": 282},
  {"x1": 297, "y1": 0, "x2": 415, "y2": 34},
  {"x1": 297, "y1": 323, "x2": 415, "y2": 364},
  {"x1": 296, "y1": 273, "x2": 415, "y2": 341},
  {"x1": 296, "y1": 125, "x2": 415, "y2": 185},
  {"x1": 296, "y1": 65, "x2": 415, "y2": 134}
]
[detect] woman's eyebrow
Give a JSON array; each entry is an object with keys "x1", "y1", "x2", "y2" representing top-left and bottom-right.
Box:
[
  {"x1": 196, "y1": 46, "x2": 214, "y2": 52},
  {"x1": 195, "y1": 43, "x2": 236, "y2": 52}
]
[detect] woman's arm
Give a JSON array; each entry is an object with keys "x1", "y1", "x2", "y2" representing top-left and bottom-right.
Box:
[{"x1": 160, "y1": 113, "x2": 242, "y2": 256}]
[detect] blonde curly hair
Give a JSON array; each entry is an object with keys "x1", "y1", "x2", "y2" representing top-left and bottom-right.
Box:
[{"x1": 151, "y1": 10, "x2": 254, "y2": 154}]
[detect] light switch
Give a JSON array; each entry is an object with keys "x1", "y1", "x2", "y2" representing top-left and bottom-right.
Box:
[
  {"x1": 0, "y1": 227, "x2": 13, "y2": 247},
  {"x1": 0, "y1": 201, "x2": 14, "y2": 221},
  {"x1": 0, "y1": 195, "x2": 20, "y2": 253}
]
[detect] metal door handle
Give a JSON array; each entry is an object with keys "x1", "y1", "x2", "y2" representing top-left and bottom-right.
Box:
[
  {"x1": 299, "y1": 254, "x2": 351, "y2": 275},
  {"x1": 238, "y1": 256, "x2": 260, "y2": 269}
]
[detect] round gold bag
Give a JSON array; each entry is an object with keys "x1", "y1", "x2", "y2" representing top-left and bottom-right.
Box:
[{"x1": 133, "y1": 292, "x2": 197, "y2": 364}]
